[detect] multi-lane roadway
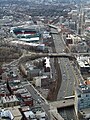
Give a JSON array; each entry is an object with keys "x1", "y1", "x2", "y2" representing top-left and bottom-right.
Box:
[
  {"x1": 58, "y1": 106, "x2": 77, "y2": 120},
  {"x1": 50, "y1": 27, "x2": 80, "y2": 119},
  {"x1": 51, "y1": 27, "x2": 83, "y2": 101}
]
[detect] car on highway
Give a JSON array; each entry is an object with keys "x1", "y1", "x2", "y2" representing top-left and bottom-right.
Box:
[
  {"x1": 62, "y1": 73, "x2": 66, "y2": 77},
  {"x1": 38, "y1": 99, "x2": 42, "y2": 103}
]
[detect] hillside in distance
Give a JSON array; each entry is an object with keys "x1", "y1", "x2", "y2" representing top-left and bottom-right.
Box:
[{"x1": 0, "y1": 0, "x2": 86, "y2": 4}]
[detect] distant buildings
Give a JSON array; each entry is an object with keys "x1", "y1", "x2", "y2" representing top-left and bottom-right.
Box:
[
  {"x1": 68, "y1": 10, "x2": 78, "y2": 22},
  {"x1": 0, "y1": 15, "x2": 13, "y2": 26},
  {"x1": 65, "y1": 34, "x2": 89, "y2": 53},
  {"x1": 10, "y1": 27, "x2": 41, "y2": 43}
]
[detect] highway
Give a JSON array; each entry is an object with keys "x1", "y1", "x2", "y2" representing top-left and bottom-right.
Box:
[
  {"x1": 51, "y1": 29, "x2": 76, "y2": 100},
  {"x1": 57, "y1": 57, "x2": 76, "y2": 99},
  {"x1": 58, "y1": 106, "x2": 77, "y2": 120},
  {"x1": 50, "y1": 26, "x2": 83, "y2": 100},
  {"x1": 49, "y1": 26, "x2": 83, "y2": 119}
]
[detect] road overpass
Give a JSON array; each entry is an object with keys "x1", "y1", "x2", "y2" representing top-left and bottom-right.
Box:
[
  {"x1": 48, "y1": 24, "x2": 58, "y2": 29},
  {"x1": 16, "y1": 52, "x2": 76, "y2": 65},
  {"x1": 49, "y1": 98, "x2": 74, "y2": 109},
  {"x1": 0, "y1": 52, "x2": 90, "y2": 61}
]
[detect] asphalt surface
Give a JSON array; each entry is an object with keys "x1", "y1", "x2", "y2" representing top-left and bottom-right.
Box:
[
  {"x1": 51, "y1": 29, "x2": 76, "y2": 100},
  {"x1": 50, "y1": 27, "x2": 84, "y2": 120},
  {"x1": 58, "y1": 106, "x2": 77, "y2": 120},
  {"x1": 57, "y1": 57, "x2": 75, "y2": 99}
]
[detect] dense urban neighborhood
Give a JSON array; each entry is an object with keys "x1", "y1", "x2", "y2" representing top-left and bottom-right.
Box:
[{"x1": 0, "y1": 0, "x2": 90, "y2": 120}]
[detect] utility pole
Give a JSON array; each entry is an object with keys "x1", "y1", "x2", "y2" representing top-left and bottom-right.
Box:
[
  {"x1": 80, "y1": 0, "x2": 83, "y2": 36},
  {"x1": 80, "y1": 0, "x2": 85, "y2": 37}
]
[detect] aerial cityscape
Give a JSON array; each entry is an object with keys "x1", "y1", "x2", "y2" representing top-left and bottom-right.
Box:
[{"x1": 0, "y1": 0, "x2": 90, "y2": 120}]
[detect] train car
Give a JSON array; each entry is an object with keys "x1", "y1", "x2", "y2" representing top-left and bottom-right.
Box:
[
  {"x1": 64, "y1": 95, "x2": 75, "y2": 99},
  {"x1": 48, "y1": 24, "x2": 58, "y2": 29}
]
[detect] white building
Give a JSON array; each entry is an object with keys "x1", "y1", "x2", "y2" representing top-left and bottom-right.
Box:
[
  {"x1": 24, "y1": 106, "x2": 46, "y2": 120},
  {"x1": 76, "y1": 56, "x2": 90, "y2": 74},
  {"x1": 33, "y1": 76, "x2": 48, "y2": 87},
  {"x1": 69, "y1": 34, "x2": 81, "y2": 44}
]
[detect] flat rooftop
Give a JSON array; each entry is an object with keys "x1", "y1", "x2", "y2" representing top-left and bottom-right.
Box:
[{"x1": 79, "y1": 108, "x2": 90, "y2": 115}]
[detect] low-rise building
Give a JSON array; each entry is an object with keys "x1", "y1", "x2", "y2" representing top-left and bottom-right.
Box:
[
  {"x1": 7, "y1": 79, "x2": 22, "y2": 94},
  {"x1": 85, "y1": 19, "x2": 90, "y2": 27},
  {"x1": 0, "y1": 82, "x2": 10, "y2": 97},
  {"x1": 2, "y1": 72, "x2": 8, "y2": 81},
  {"x1": 23, "y1": 106, "x2": 46, "y2": 120},
  {"x1": 1, "y1": 95, "x2": 19, "y2": 107},
  {"x1": 76, "y1": 42, "x2": 88, "y2": 53},
  {"x1": 0, "y1": 68, "x2": 4, "y2": 79},
  {"x1": 68, "y1": 34, "x2": 81, "y2": 44},
  {"x1": 85, "y1": 26, "x2": 90, "y2": 40},
  {"x1": 20, "y1": 90, "x2": 33, "y2": 106},
  {"x1": 27, "y1": 65, "x2": 42, "y2": 79},
  {"x1": 33, "y1": 76, "x2": 48, "y2": 87},
  {"x1": 33, "y1": 76, "x2": 42, "y2": 87},
  {"x1": 1, "y1": 106, "x2": 22, "y2": 120},
  {"x1": 7, "y1": 79, "x2": 33, "y2": 106},
  {"x1": 76, "y1": 56, "x2": 90, "y2": 74},
  {"x1": 7, "y1": 79, "x2": 29, "y2": 94},
  {"x1": 11, "y1": 87, "x2": 33, "y2": 106}
]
